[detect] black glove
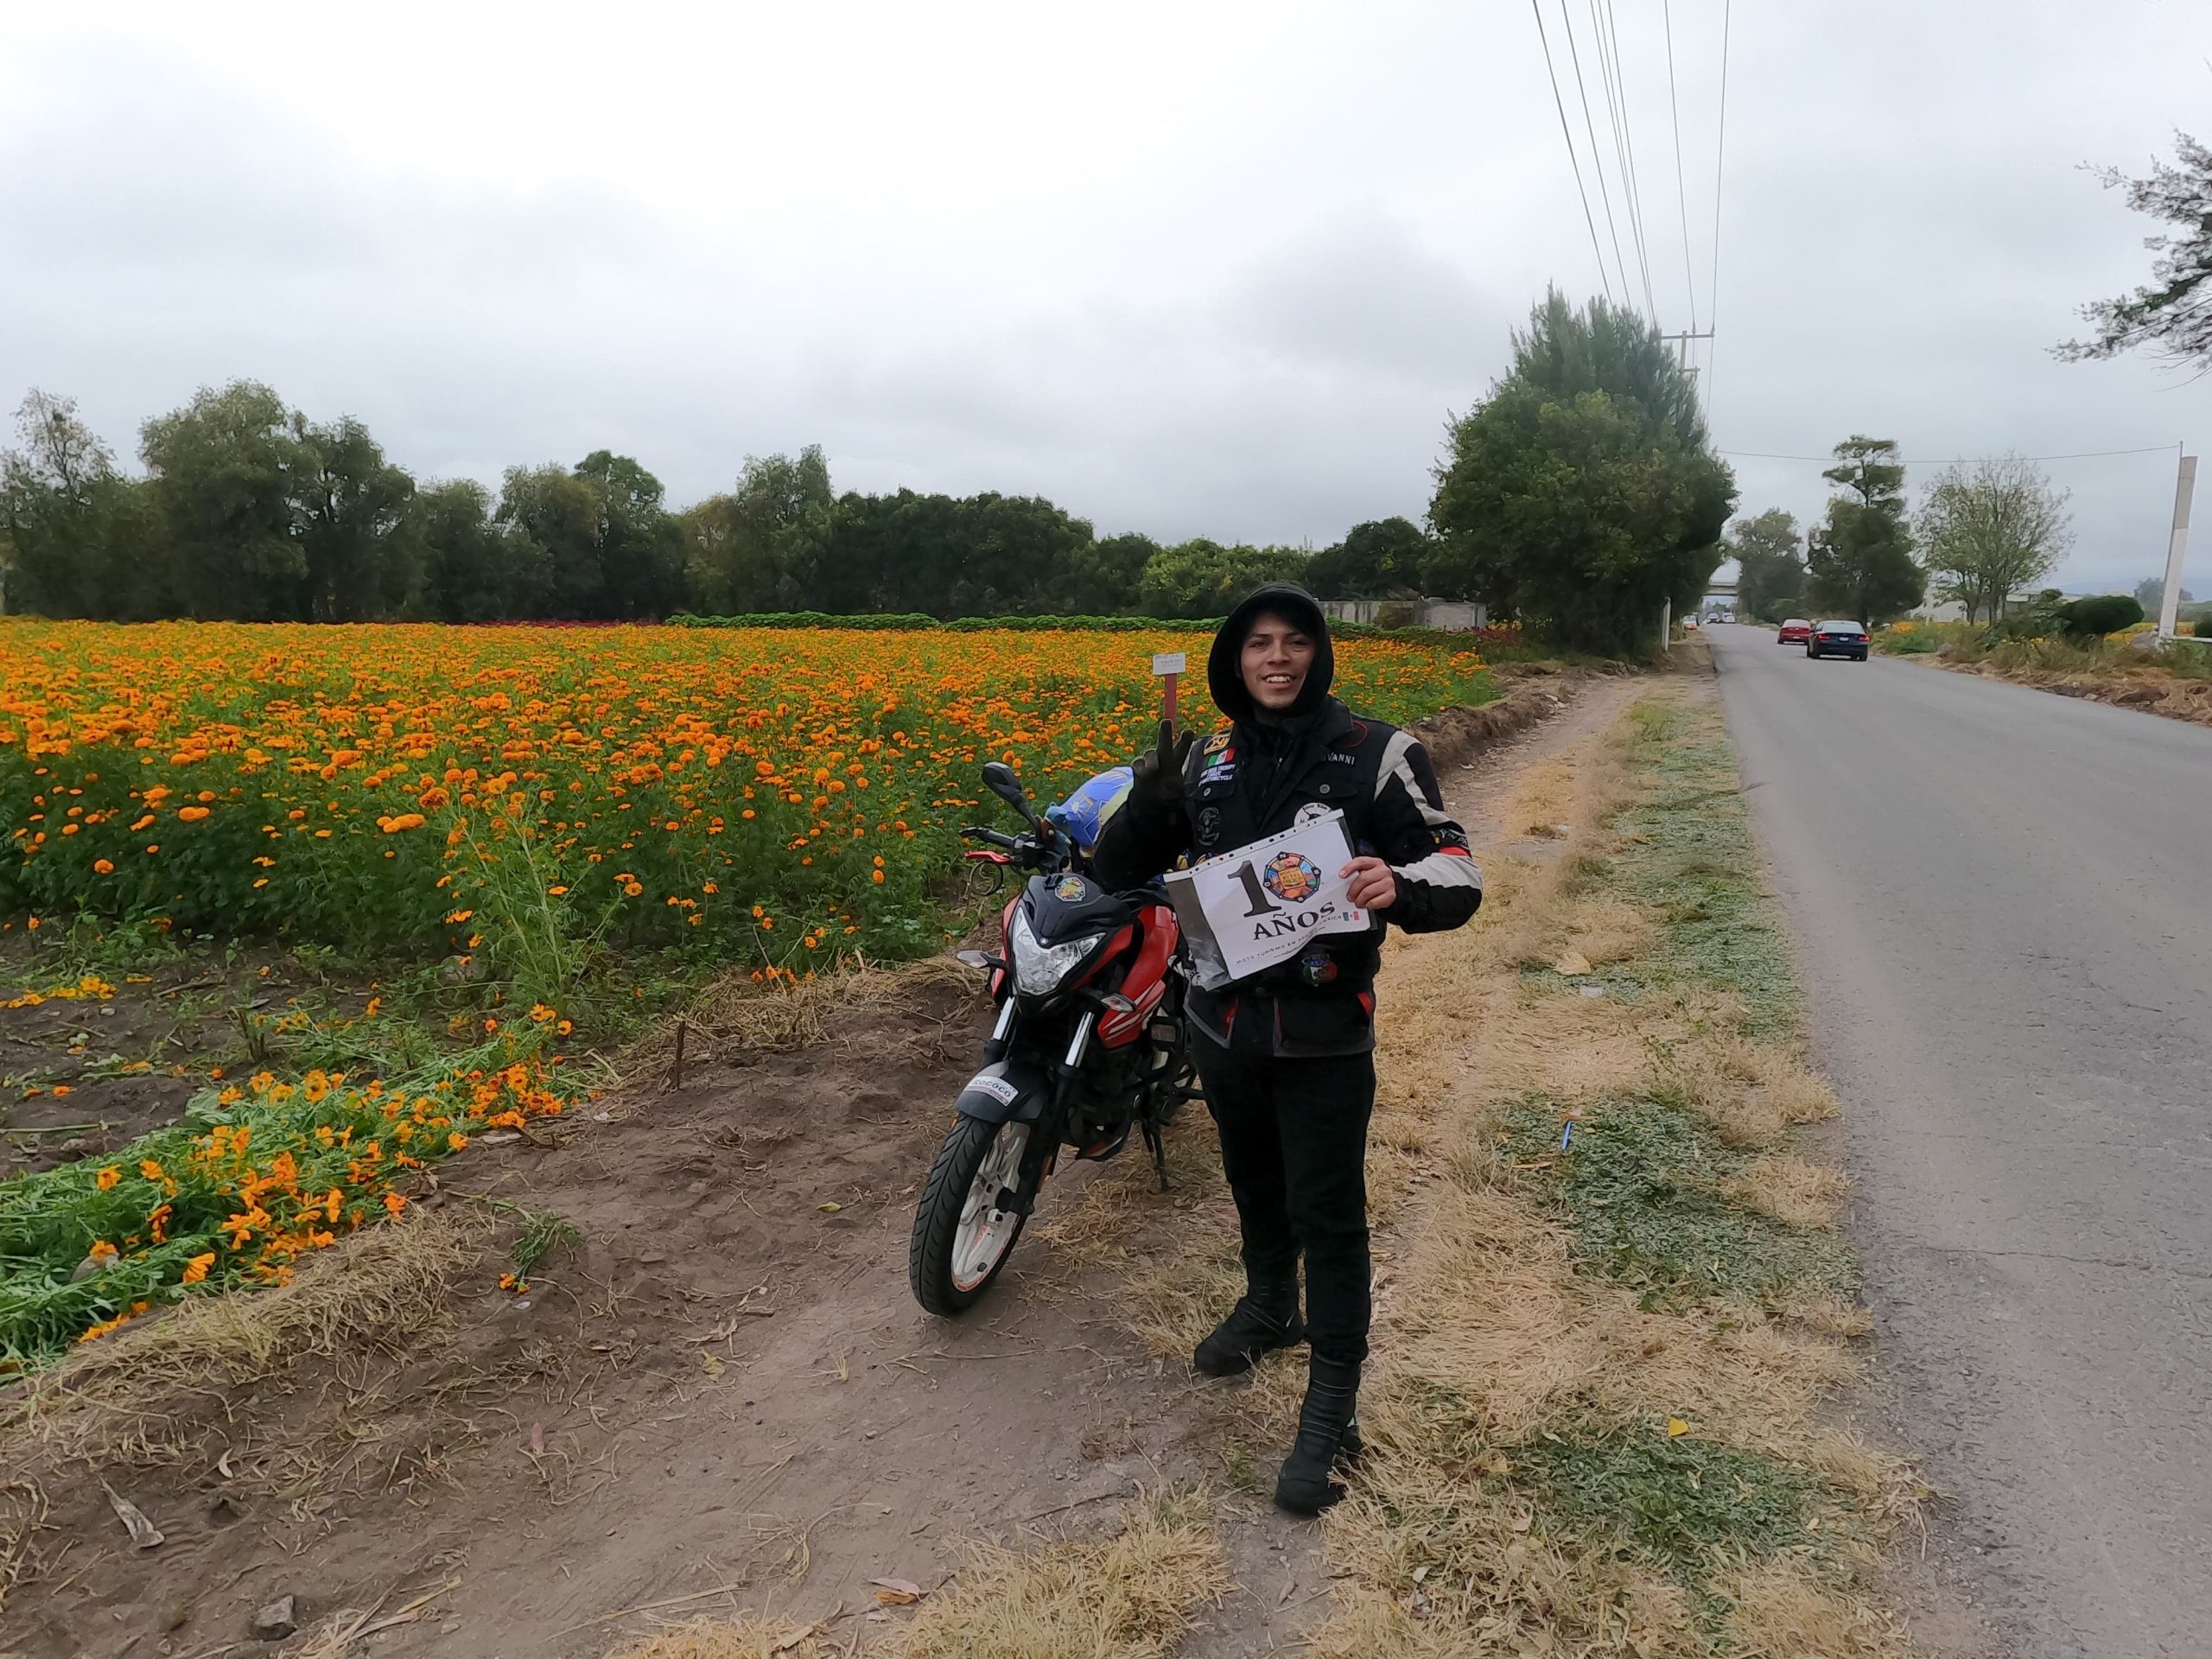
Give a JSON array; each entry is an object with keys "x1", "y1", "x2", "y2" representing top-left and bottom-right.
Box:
[{"x1": 1130, "y1": 720, "x2": 1195, "y2": 810}]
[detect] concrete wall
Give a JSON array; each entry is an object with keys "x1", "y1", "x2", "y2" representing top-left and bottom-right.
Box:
[{"x1": 1318, "y1": 597, "x2": 1490, "y2": 630}]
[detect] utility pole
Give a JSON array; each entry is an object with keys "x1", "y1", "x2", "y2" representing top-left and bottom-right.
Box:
[
  {"x1": 2157, "y1": 448, "x2": 2197, "y2": 640},
  {"x1": 1658, "y1": 328, "x2": 1713, "y2": 374}
]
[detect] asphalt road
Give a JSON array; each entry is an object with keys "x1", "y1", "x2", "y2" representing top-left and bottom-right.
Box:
[{"x1": 1707, "y1": 626, "x2": 2212, "y2": 1659}]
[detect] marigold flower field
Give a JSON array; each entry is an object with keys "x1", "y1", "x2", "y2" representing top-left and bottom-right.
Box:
[
  {"x1": 0, "y1": 619, "x2": 1493, "y2": 1365},
  {"x1": 0, "y1": 620, "x2": 1494, "y2": 984}
]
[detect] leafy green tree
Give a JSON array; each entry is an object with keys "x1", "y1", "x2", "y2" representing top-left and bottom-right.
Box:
[
  {"x1": 140, "y1": 381, "x2": 304, "y2": 620},
  {"x1": 1916, "y1": 455, "x2": 2070, "y2": 626},
  {"x1": 682, "y1": 446, "x2": 835, "y2": 613},
  {"x1": 0, "y1": 391, "x2": 157, "y2": 619},
  {"x1": 497, "y1": 464, "x2": 607, "y2": 618},
  {"x1": 1137, "y1": 538, "x2": 1309, "y2": 619},
  {"x1": 414, "y1": 480, "x2": 548, "y2": 621},
  {"x1": 1306, "y1": 517, "x2": 1429, "y2": 598},
  {"x1": 1805, "y1": 436, "x2": 1924, "y2": 625},
  {"x1": 1428, "y1": 290, "x2": 1733, "y2": 653},
  {"x1": 292, "y1": 416, "x2": 417, "y2": 621},
  {"x1": 1726, "y1": 509, "x2": 1804, "y2": 624},
  {"x1": 2061, "y1": 130, "x2": 2212, "y2": 367},
  {"x1": 1054, "y1": 531, "x2": 1160, "y2": 613},
  {"x1": 575, "y1": 450, "x2": 683, "y2": 619}
]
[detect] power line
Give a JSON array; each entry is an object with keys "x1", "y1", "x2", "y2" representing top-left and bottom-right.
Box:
[
  {"x1": 1529, "y1": 0, "x2": 1615, "y2": 306},
  {"x1": 1720, "y1": 445, "x2": 2178, "y2": 465},
  {"x1": 1661, "y1": 0, "x2": 1699, "y2": 332},
  {"x1": 1557, "y1": 1, "x2": 1636, "y2": 308},
  {"x1": 1595, "y1": 0, "x2": 1660, "y2": 325},
  {"x1": 1707, "y1": 0, "x2": 1732, "y2": 406}
]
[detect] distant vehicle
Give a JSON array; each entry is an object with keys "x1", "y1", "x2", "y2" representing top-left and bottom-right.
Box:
[
  {"x1": 1777, "y1": 618, "x2": 1812, "y2": 645},
  {"x1": 1806, "y1": 620, "x2": 1870, "y2": 661}
]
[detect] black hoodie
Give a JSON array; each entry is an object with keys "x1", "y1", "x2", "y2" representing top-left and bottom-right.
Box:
[
  {"x1": 1091, "y1": 585, "x2": 1483, "y2": 1057},
  {"x1": 1205, "y1": 582, "x2": 1336, "y2": 726}
]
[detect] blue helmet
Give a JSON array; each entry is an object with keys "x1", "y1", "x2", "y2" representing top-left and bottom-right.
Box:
[{"x1": 1044, "y1": 766, "x2": 1135, "y2": 853}]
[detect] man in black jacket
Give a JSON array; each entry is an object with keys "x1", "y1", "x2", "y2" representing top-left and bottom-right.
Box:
[{"x1": 1091, "y1": 583, "x2": 1481, "y2": 1512}]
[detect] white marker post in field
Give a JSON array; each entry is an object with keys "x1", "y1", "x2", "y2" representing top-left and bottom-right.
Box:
[
  {"x1": 1152, "y1": 651, "x2": 1186, "y2": 728},
  {"x1": 2157, "y1": 453, "x2": 2197, "y2": 641}
]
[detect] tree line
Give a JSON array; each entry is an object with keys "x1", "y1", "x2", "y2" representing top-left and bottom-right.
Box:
[
  {"x1": 1728, "y1": 438, "x2": 2211, "y2": 632},
  {"x1": 3, "y1": 291, "x2": 1749, "y2": 654},
  {"x1": 0, "y1": 383, "x2": 1490, "y2": 626}
]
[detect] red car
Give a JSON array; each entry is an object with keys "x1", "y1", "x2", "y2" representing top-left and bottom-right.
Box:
[{"x1": 1777, "y1": 618, "x2": 1812, "y2": 645}]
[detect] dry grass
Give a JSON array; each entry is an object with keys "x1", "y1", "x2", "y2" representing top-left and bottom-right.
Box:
[
  {"x1": 1133, "y1": 683, "x2": 1928, "y2": 1659},
  {"x1": 891, "y1": 1486, "x2": 1227, "y2": 1659},
  {"x1": 0, "y1": 1210, "x2": 490, "y2": 1610},
  {"x1": 1719, "y1": 1560, "x2": 1916, "y2": 1658},
  {"x1": 620, "y1": 954, "x2": 981, "y2": 1081},
  {"x1": 1726, "y1": 1154, "x2": 1855, "y2": 1230}
]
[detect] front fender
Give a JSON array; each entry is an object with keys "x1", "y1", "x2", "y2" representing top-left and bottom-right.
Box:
[{"x1": 955, "y1": 1057, "x2": 1052, "y2": 1125}]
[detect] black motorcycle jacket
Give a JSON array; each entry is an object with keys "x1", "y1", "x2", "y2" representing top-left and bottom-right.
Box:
[{"x1": 1091, "y1": 584, "x2": 1482, "y2": 1058}]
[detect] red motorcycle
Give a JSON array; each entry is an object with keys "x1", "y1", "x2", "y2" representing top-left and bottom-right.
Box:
[{"x1": 908, "y1": 760, "x2": 1199, "y2": 1315}]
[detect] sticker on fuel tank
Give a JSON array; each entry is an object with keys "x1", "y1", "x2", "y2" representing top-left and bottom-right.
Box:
[{"x1": 1054, "y1": 875, "x2": 1089, "y2": 902}]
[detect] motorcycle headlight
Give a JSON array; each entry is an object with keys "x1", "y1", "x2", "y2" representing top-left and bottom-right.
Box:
[{"x1": 1008, "y1": 910, "x2": 1096, "y2": 999}]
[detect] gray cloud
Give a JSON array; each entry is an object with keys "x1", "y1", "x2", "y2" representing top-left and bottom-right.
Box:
[{"x1": 3, "y1": 4, "x2": 2207, "y2": 591}]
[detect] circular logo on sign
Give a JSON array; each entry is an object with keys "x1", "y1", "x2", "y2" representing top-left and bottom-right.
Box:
[{"x1": 1262, "y1": 850, "x2": 1323, "y2": 904}]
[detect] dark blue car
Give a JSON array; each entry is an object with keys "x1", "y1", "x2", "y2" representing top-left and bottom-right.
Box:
[{"x1": 1806, "y1": 620, "x2": 1869, "y2": 661}]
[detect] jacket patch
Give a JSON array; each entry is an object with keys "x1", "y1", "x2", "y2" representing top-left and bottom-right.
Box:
[{"x1": 1204, "y1": 732, "x2": 1232, "y2": 756}]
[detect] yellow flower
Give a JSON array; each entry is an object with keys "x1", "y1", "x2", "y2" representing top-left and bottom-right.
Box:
[
  {"x1": 96, "y1": 1166, "x2": 122, "y2": 1191},
  {"x1": 181, "y1": 1251, "x2": 217, "y2": 1285}
]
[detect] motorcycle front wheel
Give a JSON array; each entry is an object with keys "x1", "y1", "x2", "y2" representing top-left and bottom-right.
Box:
[{"x1": 909, "y1": 1116, "x2": 1033, "y2": 1315}]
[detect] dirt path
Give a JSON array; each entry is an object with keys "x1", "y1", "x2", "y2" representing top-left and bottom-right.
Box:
[{"x1": 4, "y1": 675, "x2": 1636, "y2": 1659}]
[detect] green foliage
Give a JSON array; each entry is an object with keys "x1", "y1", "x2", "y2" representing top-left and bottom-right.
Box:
[
  {"x1": 1305, "y1": 517, "x2": 1430, "y2": 599},
  {"x1": 1804, "y1": 436, "x2": 1924, "y2": 625},
  {"x1": 1135, "y1": 538, "x2": 1310, "y2": 619},
  {"x1": 1873, "y1": 623, "x2": 1940, "y2": 654},
  {"x1": 666, "y1": 609, "x2": 943, "y2": 630},
  {"x1": 141, "y1": 381, "x2": 305, "y2": 620},
  {"x1": 510, "y1": 1208, "x2": 582, "y2": 1281},
  {"x1": 1428, "y1": 290, "x2": 1734, "y2": 656},
  {"x1": 1515, "y1": 1431, "x2": 1819, "y2": 1578},
  {"x1": 1918, "y1": 455, "x2": 2070, "y2": 626},
  {"x1": 0, "y1": 392, "x2": 159, "y2": 620},
  {"x1": 1726, "y1": 509, "x2": 1803, "y2": 625},
  {"x1": 1500, "y1": 1096, "x2": 1853, "y2": 1309},
  {"x1": 2061, "y1": 129, "x2": 2212, "y2": 367},
  {"x1": 2057, "y1": 593, "x2": 2145, "y2": 638}
]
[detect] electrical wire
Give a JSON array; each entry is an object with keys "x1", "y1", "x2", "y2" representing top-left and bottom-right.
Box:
[
  {"x1": 1707, "y1": 0, "x2": 1732, "y2": 402},
  {"x1": 1596, "y1": 0, "x2": 1660, "y2": 325},
  {"x1": 1529, "y1": 0, "x2": 1615, "y2": 305},
  {"x1": 1557, "y1": 1, "x2": 1636, "y2": 308},
  {"x1": 1662, "y1": 0, "x2": 1699, "y2": 331}
]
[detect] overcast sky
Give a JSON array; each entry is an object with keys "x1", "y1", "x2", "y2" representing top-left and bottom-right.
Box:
[{"x1": 3, "y1": 2, "x2": 2206, "y2": 595}]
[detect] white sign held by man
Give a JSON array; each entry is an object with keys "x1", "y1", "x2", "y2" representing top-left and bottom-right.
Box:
[{"x1": 1164, "y1": 809, "x2": 1368, "y2": 989}]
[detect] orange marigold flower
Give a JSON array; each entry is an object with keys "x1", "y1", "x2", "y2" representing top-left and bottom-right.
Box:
[
  {"x1": 382, "y1": 1192, "x2": 407, "y2": 1217},
  {"x1": 180, "y1": 1251, "x2": 217, "y2": 1286},
  {"x1": 177, "y1": 805, "x2": 211, "y2": 822},
  {"x1": 93, "y1": 857, "x2": 115, "y2": 874},
  {"x1": 96, "y1": 1166, "x2": 122, "y2": 1190}
]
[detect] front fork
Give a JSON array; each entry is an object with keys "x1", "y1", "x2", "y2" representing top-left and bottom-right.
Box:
[{"x1": 995, "y1": 1005, "x2": 1096, "y2": 1219}]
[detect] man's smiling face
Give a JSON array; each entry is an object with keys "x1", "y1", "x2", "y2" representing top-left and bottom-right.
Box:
[{"x1": 1240, "y1": 611, "x2": 1315, "y2": 713}]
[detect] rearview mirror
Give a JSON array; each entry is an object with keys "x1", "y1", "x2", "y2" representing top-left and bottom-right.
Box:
[{"x1": 981, "y1": 761, "x2": 1039, "y2": 827}]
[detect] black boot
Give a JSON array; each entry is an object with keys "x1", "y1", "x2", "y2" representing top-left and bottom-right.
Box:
[
  {"x1": 1274, "y1": 1356, "x2": 1363, "y2": 1515},
  {"x1": 1192, "y1": 1269, "x2": 1305, "y2": 1377}
]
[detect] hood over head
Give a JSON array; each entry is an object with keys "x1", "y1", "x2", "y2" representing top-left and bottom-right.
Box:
[{"x1": 1207, "y1": 583, "x2": 1336, "y2": 725}]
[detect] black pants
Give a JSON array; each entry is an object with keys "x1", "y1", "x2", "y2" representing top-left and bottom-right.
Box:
[{"x1": 1192, "y1": 1032, "x2": 1377, "y2": 1366}]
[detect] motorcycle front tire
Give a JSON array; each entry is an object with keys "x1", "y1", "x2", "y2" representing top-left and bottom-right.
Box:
[{"x1": 909, "y1": 1115, "x2": 1031, "y2": 1316}]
